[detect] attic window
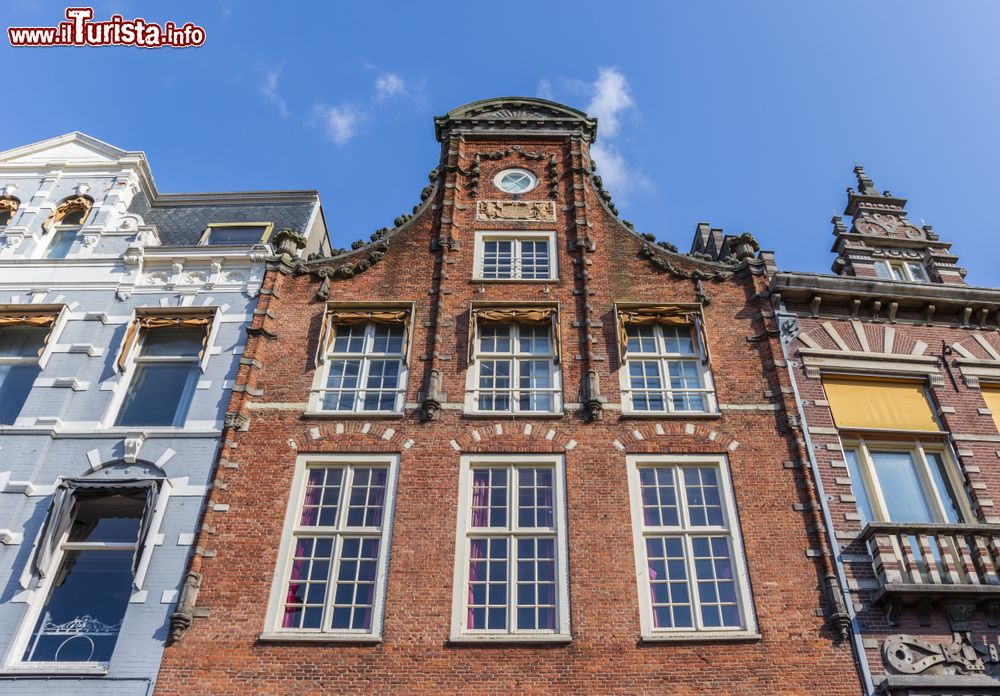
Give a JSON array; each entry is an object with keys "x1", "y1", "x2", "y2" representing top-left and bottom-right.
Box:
[
  {"x1": 198, "y1": 223, "x2": 273, "y2": 246},
  {"x1": 494, "y1": 169, "x2": 537, "y2": 194}
]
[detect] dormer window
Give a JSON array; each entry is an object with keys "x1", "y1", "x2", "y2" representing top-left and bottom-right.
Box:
[
  {"x1": 43, "y1": 196, "x2": 93, "y2": 259},
  {"x1": 198, "y1": 223, "x2": 273, "y2": 246},
  {"x1": 874, "y1": 259, "x2": 929, "y2": 283}
]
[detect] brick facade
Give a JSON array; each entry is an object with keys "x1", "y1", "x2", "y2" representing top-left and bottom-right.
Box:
[{"x1": 153, "y1": 99, "x2": 861, "y2": 694}]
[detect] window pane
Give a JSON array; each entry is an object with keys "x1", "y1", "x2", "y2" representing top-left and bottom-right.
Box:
[
  {"x1": 323, "y1": 360, "x2": 361, "y2": 411},
  {"x1": 692, "y1": 537, "x2": 741, "y2": 628},
  {"x1": 23, "y1": 549, "x2": 133, "y2": 663},
  {"x1": 0, "y1": 363, "x2": 40, "y2": 425},
  {"x1": 300, "y1": 467, "x2": 344, "y2": 527},
  {"x1": 629, "y1": 361, "x2": 664, "y2": 411},
  {"x1": 68, "y1": 492, "x2": 145, "y2": 543},
  {"x1": 874, "y1": 261, "x2": 893, "y2": 280},
  {"x1": 330, "y1": 537, "x2": 380, "y2": 630},
  {"x1": 140, "y1": 328, "x2": 204, "y2": 357},
  {"x1": 204, "y1": 226, "x2": 266, "y2": 245},
  {"x1": 668, "y1": 361, "x2": 705, "y2": 411},
  {"x1": 926, "y1": 452, "x2": 964, "y2": 524},
  {"x1": 645, "y1": 537, "x2": 693, "y2": 628},
  {"x1": 516, "y1": 537, "x2": 557, "y2": 630},
  {"x1": 844, "y1": 450, "x2": 875, "y2": 526},
  {"x1": 482, "y1": 241, "x2": 514, "y2": 279},
  {"x1": 517, "y1": 324, "x2": 550, "y2": 355},
  {"x1": 467, "y1": 537, "x2": 507, "y2": 630},
  {"x1": 345, "y1": 468, "x2": 388, "y2": 527},
  {"x1": 371, "y1": 324, "x2": 404, "y2": 354},
  {"x1": 870, "y1": 451, "x2": 935, "y2": 523},
  {"x1": 46, "y1": 230, "x2": 78, "y2": 259},
  {"x1": 907, "y1": 263, "x2": 929, "y2": 282},
  {"x1": 363, "y1": 360, "x2": 401, "y2": 412},
  {"x1": 479, "y1": 324, "x2": 511, "y2": 353},
  {"x1": 282, "y1": 537, "x2": 335, "y2": 630},
  {"x1": 626, "y1": 325, "x2": 658, "y2": 354},
  {"x1": 59, "y1": 209, "x2": 86, "y2": 226},
  {"x1": 0, "y1": 325, "x2": 49, "y2": 357},
  {"x1": 331, "y1": 324, "x2": 366, "y2": 354},
  {"x1": 639, "y1": 467, "x2": 679, "y2": 527},
  {"x1": 478, "y1": 360, "x2": 511, "y2": 411},
  {"x1": 517, "y1": 468, "x2": 554, "y2": 528},
  {"x1": 519, "y1": 240, "x2": 550, "y2": 279},
  {"x1": 471, "y1": 468, "x2": 507, "y2": 528},
  {"x1": 889, "y1": 264, "x2": 906, "y2": 281},
  {"x1": 683, "y1": 468, "x2": 724, "y2": 527},
  {"x1": 518, "y1": 360, "x2": 552, "y2": 412},
  {"x1": 662, "y1": 326, "x2": 696, "y2": 355},
  {"x1": 115, "y1": 363, "x2": 198, "y2": 427}
]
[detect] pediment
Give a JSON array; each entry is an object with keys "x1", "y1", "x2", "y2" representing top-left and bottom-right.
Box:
[{"x1": 0, "y1": 132, "x2": 128, "y2": 165}]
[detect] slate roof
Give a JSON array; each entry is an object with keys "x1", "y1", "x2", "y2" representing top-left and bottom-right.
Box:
[{"x1": 129, "y1": 191, "x2": 317, "y2": 246}]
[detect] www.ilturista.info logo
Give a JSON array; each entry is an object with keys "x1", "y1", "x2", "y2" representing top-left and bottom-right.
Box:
[{"x1": 8, "y1": 7, "x2": 206, "y2": 48}]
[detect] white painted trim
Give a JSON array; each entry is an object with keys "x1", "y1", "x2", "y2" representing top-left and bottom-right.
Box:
[
  {"x1": 472, "y1": 230, "x2": 558, "y2": 282},
  {"x1": 449, "y1": 453, "x2": 571, "y2": 642},
  {"x1": 625, "y1": 453, "x2": 758, "y2": 640},
  {"x1": 262, "y1": 453, "x2": 399, "y2": 642}
]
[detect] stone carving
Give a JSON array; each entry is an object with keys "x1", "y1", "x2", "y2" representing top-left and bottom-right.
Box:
[
  {"x1": 0, "y1": 195, "x2": 19, "y2": 222},
  {"x1": 476, "y1": 200, "x2": 556, "y2": 222},
  {"x1": 883, "y1": 632, "x2": 1000, "y2": 676}
]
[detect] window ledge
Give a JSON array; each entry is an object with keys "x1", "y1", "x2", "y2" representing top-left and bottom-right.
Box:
[
  {"x1": 447, "y1": 633, "x2": 572, "y2": 646},
  {"x1": 0, "y1": 663, "x2": 109, "y2": 677},
  {"x1": 639, "y1": 631, "x2": 761, "y2": 644},
  {"x1": 461, "y1": 412, "x2": 565, "y2": 420},
  {"x1": 471, "y1": 278, "x2": 558, "y2": 284},
  {"x1": 619, "y1": 411, "x2": 721, "y2": 420},
  {"x1": 302, "y1": 411, "x2": 406, "y2": 420},
  {"x1": 258, "y1": 632, "x2": 382, "y2": 644}
]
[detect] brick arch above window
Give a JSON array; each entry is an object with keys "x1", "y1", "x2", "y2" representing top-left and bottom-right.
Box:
[
  {"x1": 450, "y1": 423, "x2": 577, "y2": 454},
  {"x1": 290, "y1": 421, "x2": 414, "y2": 453},
  {"x1": 611, "y1": 422, "x2": 740, "y2": 455}
]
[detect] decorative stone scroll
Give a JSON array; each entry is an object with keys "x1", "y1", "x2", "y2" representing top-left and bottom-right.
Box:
[
  {"x1": 884, "y1": 632, "x2": 1000, "y2": 676},
  {"x1": 476, "y1": 200, "x2": 556, "y2": 222}
]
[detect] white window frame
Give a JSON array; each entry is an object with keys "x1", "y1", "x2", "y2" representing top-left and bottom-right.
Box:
[
  {"x1": 102, "y1": 310, "x2": 219, "y2": 430},
  {"x1": 842, "y1": 437, "x2": 972, "y2": 525},
  {"x1": 262, "y1": 453, "x2": 399, "y2": 643},
  {"x1": 450, "y1": 454, "x2": 571, "y2": 643},
  {"x1": 473, "y1": 230, "x2": 557, "y2": 282},
  {"x1": 464, "y1": 320, "x2": 562, "y2": 415},
  {"x1": 307, "y1": 320, "x2": 409, "y2": 415},
  {"x1": 493, "y1": 168, "x2": 538, "y2": 194},
  {"x1": 874, "y1": 259, "x2": 930, "y2": 283},
  {"x1": 3, "y1": 479, "x2": 170, "y2": 675},
  {"x1": 618, "y1": 320, "x2": 717, "y2": 416},
  {"x1": 626, "y1": 454, "x2": 757, "y2": 641},
  {"x1": 197, "y1": 221, "x2": 274, "y2": 246}
]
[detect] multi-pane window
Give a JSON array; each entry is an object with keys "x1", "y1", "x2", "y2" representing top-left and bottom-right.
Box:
[
  {"x1": 44, "y1": 207, "x2": 88, "y2": 259},
  {"x1": 468, "y1": 321, "x2": 560, "y2": 414},
  {"x1": 875, "y1": 259, "x2": 930, "y2": 283},
  {"x1": 843, "y1": 440, "x2": 969, "y2": 526},
  {"x1": 115, "y1": 327, "x2": 203, "y2": 427},
  {"x1": 17, "y1": 485, "x2": 156, "y2": 665},
  {"x1": 452, "y1": 457, "x2": 570, "y2": 640},
  {"x1": 475, "y1": 232, "x2": 556, "y2": 281},
  {"x1": 621, "y1": 322, "x2": 715, "y2": 414},
  {"x1": 318, "y1": 321, "x2": 407, "y2": 413},
  {"x1": 199, "y1": 223, "x2": 272, "y2": 246},
  {"x1": 627, "y1": 457, "x2": 755, "y2": 638},
  {"x1": 0, "y1": 316, "x2": 53, "y2": 424},
  {"x1": 269, "y1": 457, "x2": 397, "y2": 639}
]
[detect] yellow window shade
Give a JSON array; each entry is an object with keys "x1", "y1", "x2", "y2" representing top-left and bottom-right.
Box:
[
  {"x1": 822, "y1": 377, "x2": 939, "y2": 432},
  {"x1": 982, "y1": 386, "x2": 1000, "y2": 434}
]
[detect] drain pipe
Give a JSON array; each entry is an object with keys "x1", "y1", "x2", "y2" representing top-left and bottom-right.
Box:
[{"x1": 776, "y1": 309, "x2": 876, "y2": 696}]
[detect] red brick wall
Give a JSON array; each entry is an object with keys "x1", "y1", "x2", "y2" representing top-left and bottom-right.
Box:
[
  {"x1": 154, "y1": 134, "x2": 861, "y2": 694},
  {"x1": 787, "y1": 314, "x2": 1000, "y2": 682}
]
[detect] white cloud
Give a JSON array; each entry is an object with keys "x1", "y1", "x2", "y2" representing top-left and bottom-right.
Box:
[
  {"x1": 260, "y1": 67, "x2": 290, "y2": 119},
  {"x1": 375, "y1": 72, "x2": 406, "y2": 100},
  {"x1": 590, "y1": 142, "x2": 650, "y2": 197},
  {"x1": 313, "y1": 104, "x2": 362, "y2": 145},
  {"x1": 536, "y1": 78, "x2": 553, "y2": 100},
  {"x1": 586, "y1": 67, "x2": 634, "y2": 138}
]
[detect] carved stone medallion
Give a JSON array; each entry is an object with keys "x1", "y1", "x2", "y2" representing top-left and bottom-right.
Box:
[{"x1": 476, "y1": 200, "x2": 556, "y2": 222}]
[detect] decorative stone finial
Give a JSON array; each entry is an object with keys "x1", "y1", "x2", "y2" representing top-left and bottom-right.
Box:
[{"x1": 853, "y1": 165, "x2": 878, "y2": 196}]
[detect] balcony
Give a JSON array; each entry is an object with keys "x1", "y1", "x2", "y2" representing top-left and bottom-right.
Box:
[{"x1": 863, "y1": 522, "x2": 1000, "y2": 626}]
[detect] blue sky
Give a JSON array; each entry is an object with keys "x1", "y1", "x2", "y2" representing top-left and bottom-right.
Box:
[{"x1": 4, "y1": 1, "x2": 1000, "y2": 284}]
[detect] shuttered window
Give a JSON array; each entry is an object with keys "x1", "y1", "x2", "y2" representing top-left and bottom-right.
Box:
[{"x1": 823, "y1": 377, "x2": 940, "y2": 433}]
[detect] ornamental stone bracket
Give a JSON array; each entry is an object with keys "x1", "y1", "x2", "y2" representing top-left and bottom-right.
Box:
[{"x1": 476, "y1": 200, "x2": 556, "y2": 222}]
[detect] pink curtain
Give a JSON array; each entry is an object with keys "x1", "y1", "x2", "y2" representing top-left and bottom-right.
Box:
[
  {"x1": 471, "y1": 470, "x2": 490, "y2": 527},
  {"x1": 467, "y1": 539, "x2": 485, "y2": 629}
]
